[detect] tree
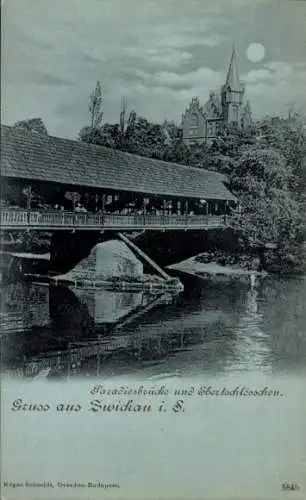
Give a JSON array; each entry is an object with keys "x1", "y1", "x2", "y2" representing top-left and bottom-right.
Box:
[
  {"x1": 256, "y1": 113, "x2": 306, "y2": 200},
  {"x1": 89, "y1": 81, "x2": 104, "y2": 130},
  {"x1": 229, "y1": 146, "x2": 304, "y2": 273},
  {"x1": 231, "y1": 147, "x2": 292, "y2": 190},
  {"x1": 79, "y1": 81, "x2": 104, "y2": 145},
  {"x1": 14, "y1": 118, "x2": 48, "y2": 135},
  {"x1": 77, "y1": 84, "x2": 305, "y2": 273}
]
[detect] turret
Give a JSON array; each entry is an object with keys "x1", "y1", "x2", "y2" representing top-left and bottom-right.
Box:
[
  {"x1": 182, "y1": 97, "x2": 206, "y2": 145},
  {"x1": 241, "y1": 100, "x2": 252, "y2": 129},
  {"x1": 221, "y1": 46, "x2": 245, "y2": 126}
]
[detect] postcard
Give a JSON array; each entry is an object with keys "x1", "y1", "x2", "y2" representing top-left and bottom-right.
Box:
[{"x1": 1, "y1": 0, "x2": 306, "y2": 499}]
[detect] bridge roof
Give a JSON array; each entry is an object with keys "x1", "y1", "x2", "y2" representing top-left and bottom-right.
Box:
[{"x1": 0, "y1": 125, "x2": 236, "y2": 201}]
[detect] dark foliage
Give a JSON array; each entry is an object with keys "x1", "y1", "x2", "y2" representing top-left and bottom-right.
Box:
[{"x1": 79, "y1": 85, "x2": 306, "y2": 274}]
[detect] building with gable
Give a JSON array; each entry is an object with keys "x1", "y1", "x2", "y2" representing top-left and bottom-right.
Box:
[{"x1": 182, "y1": 47, "x2": 252, "y2": 145}]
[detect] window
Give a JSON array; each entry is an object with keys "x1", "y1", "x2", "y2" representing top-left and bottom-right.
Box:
[
  {"x1": 233, "y1": 105, "x2": 238, "y2": 122},
  {"x1": 190, "y1": 112, "x2": 199, "y2": 128}
]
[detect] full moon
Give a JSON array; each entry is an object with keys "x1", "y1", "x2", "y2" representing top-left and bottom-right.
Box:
[{"x1": 246, "y1": 43, "x2": 266, "y2": 62}]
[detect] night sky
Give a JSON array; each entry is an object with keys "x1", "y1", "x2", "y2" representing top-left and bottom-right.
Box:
[{"x1": 2, "y1": 0, "x2": 306, "y2": 138}]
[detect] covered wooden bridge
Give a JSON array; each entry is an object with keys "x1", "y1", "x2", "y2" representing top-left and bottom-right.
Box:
[{"x1": 0, "y1": 125, "x2": 236, "y2": 231}]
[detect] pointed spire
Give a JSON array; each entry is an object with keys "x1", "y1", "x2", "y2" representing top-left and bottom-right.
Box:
[{"x1": 225, "y1": 46, "x2": 241, "y2": 91}]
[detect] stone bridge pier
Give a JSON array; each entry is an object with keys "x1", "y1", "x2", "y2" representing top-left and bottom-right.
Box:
[{"x1": 50, "y1": 231, "x2": 114, "y2": 274}]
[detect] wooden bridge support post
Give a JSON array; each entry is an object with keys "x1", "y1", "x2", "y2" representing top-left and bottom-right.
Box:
[
  {"x1": 205, "y1": 200, "x2": 209, "y2": 224},
  {"x1": 26, "y1": 185, "x2": 32, "y2": 210},
  {"x1": 101, "y1": 194, "x2": 105, "y2": 213},
  {"x1": 185, "y1": 200, "x2": 188, "y2": 224},
  {"x1": 142, "y1": 197, "x2": 147, "y2": 225},
  {"x1": 162, "y1": 200, "x2": 166, "y2": 224},
  {"x1": 101, "y1": 193, "x2": 106, "y2": 224}
]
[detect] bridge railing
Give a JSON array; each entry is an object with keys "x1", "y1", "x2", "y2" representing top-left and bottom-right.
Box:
[{"x1": 0, "y1": 209, "x2": 227, "y2": 229}]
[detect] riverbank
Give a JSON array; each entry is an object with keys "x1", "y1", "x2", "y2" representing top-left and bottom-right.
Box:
[
  {"x1": 195, "y1": 250, "x2": 262, "y2": 271},
  {"x1": 170, "y1": 244, "x2": 306, "y2": 280},
  {"x1": 168, "y1": 252, "x2": 267, "y2": 284}
]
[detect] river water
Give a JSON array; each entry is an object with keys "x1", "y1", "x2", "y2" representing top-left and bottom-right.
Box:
[
  {"x1": 1, "y1": 275, "x2": 306, "y2": 378},
  {"x1": 1, "y1": 275, "x2": 306, "y2": 499}
]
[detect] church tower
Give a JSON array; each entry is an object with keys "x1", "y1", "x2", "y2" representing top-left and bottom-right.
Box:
[
  {"x1": 220, "y1": 46, "x2": 245, "y2": 127},
  {"x1": 182, "y1": 46, "x2": 251, "y2": 145}
]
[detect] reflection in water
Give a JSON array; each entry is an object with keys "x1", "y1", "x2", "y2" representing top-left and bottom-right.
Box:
[
  {"x1": 0, "y1": 283, "x2": 50, "y2": 331},
  {"x1": 73, "y1": 288, "x2": 151, "y2": 324},
  {"x1": 0, "y1": 276, "x2": 306, "y2": 379},
  {"x1": 228, "y1": 285, "x2": 272, "y2": 373}
]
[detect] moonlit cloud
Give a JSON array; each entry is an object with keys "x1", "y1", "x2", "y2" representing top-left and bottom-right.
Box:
[
  {"x1": 242, "y1": 61, "x2": 306, "y2": 116},
  {"x1": 2, "y1": 0, "x2": 306, "y2": 138},
  {"x1": 124, "y1": 47, "x2": 194, "y2": 69},
  {"x1": 243, "y1": 69, "x2": 275, "y2": 84},
  {"x1": 135, "y1": 67, "x2": 223, "y2": 90}
]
